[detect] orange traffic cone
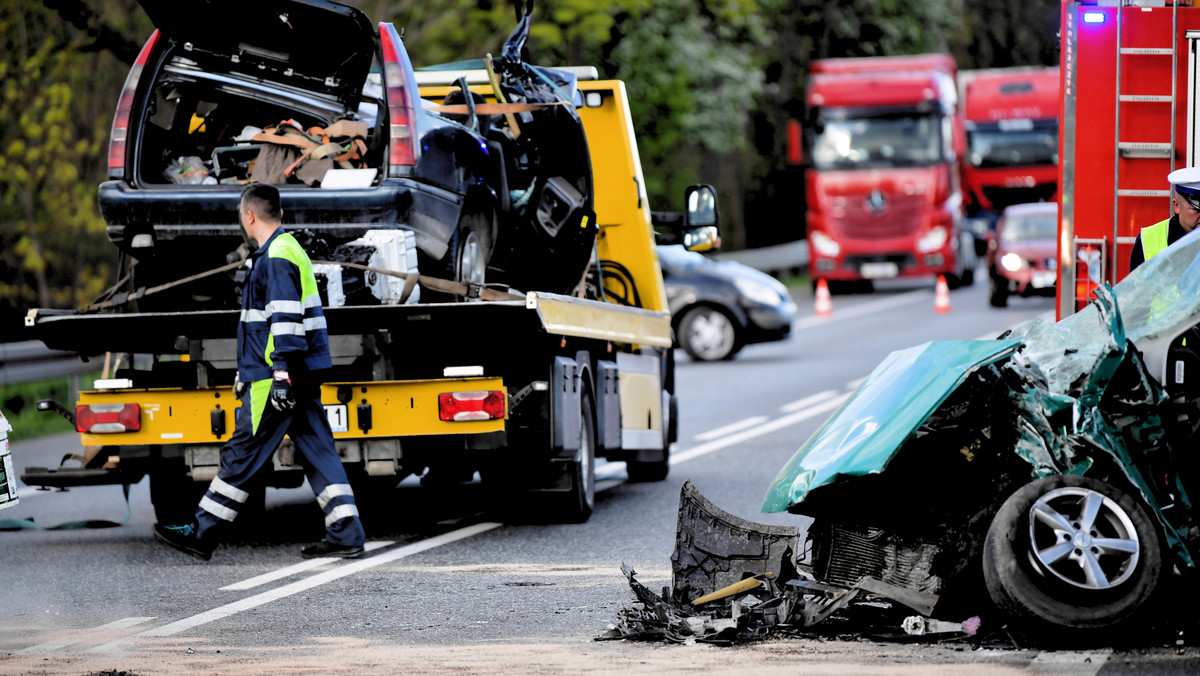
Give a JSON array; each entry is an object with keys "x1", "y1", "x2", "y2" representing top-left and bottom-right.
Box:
[
  {"x1": 814, "y1": 279, "x2": 833, "y2": 317},
  {"x1": 934, "y1": 275, "x2": 951, "y2": 314}
]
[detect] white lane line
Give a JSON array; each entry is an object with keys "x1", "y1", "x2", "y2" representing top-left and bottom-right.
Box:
[
  {"x1": 670, "y1": 394, "x2": 848, "y2": 466},
  {"x1": 793, "y1": 289, "x2": 929, "y2": 330},
  {"x1": 780, "y1": 389, "x2": 837, "y2": 413},
  {"x1": 220, "y1": 540, "x2": 396, "y2": 591},
  {"x1": 693, "y1": 416, "x2": 769, "y2": 442},
  {"x1": 88, "y1": 522, "x2": 502, "y2": 652},
  {"x1": 1029, "y1": 649, "x2": 1111, "y2": 675},
  {"x1": 19, "y1": 616, "x2": 157, "y2": 654}
]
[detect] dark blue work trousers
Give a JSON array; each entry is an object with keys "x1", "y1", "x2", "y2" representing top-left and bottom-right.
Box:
[{"x1": 195, "y1": 381, "x2": 365, "y2": 547}]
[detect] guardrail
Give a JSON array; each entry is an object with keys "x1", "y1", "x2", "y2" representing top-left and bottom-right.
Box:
[
  {"x1": 0, "y1": 341, "x2": 95, "y2": 387},
  {"x1": 713, "y1": 240, "x2": 808, "y2": 278}
]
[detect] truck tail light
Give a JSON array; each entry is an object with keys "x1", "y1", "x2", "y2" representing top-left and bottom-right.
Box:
[
  {"x1": 379, "y1": 23, "x2": 418, "y2": 175},
  {"x1": 76, "y1": 403, "x2": 141, "y2": 433},
  {"x1": 438, "y1": 391, "x2": 505, "y2": 421},
  {"x1": 108, "y1": 30, "x2": 160, "y2": 178},
  {"x1": 1074, "y1": 244, "x2": 1102, "y2": 311}
]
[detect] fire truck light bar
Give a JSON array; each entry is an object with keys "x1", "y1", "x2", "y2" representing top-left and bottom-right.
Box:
[{"x1": 1083, "y1": 12, "x2": 1106, "y2": 24}]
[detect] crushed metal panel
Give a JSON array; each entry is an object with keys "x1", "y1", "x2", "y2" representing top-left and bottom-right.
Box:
[{"x1": 672, "y1": 481, "x2": 799, "y2": 603}]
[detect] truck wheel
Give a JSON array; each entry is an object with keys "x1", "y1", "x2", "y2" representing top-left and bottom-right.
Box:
[
  {"x1": 551, "y1": 389, "x2": 596, "y2": 523},
  {"x1": 982, "y1": 475, "x2": 1164, "y2": 642},
  {"x1": 678, "y1": 306, "x2": 741, "y2": 362},
  {"x1": 149, "y1": 463, "x2": 208, "y2": 524}
]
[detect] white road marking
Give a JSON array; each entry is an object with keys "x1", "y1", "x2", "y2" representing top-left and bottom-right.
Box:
[
  {"x1": 87, "y1": 522, "x2": 501, "y2": 652},
  {"x1": 1029, "y1": 649, "x2": 1112, "y2": 675},
  {"x1": 669, "y1": 394, "x2": 848, "y2": 466},
  {"x1": 793, "y1": 289, "x2": 929, "y2": 330},
  {"x1": 18, "y1": 616, "x2": 157, "y2": 654},
  {"x1": 220, "y1": 540, "x2": 396, "y2": 591},
  {"x1": 780, "y1": 389, "x2": 837, "y2": 413},
  {"x1": 693, "y1": 416, "x2": 769, "y2": 441}
]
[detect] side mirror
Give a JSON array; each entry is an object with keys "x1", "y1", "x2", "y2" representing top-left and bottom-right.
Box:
[{"x1": 683, "y1": 184, "x2": 720, "y2": 252}]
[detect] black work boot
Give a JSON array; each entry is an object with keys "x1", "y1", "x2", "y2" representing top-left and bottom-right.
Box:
[
  {"x1": 153, "y1": 522, "x2": 214, "y2": 561},
  {"x1": 300, "y1": 540, "x2": 365, "y2": 559}
]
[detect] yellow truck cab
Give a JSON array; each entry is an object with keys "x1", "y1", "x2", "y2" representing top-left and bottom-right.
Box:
[{"x1": 24, "y1": 68, "x2": 719, "y2": 524}]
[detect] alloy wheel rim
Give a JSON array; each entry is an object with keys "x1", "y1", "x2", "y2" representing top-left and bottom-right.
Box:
[
  {"x1": 688, "y1": 309, "x2": 735, "y2": 360},
  {"x1": 1027, "y1": 486, "x2": 1140, "y2": 590}
]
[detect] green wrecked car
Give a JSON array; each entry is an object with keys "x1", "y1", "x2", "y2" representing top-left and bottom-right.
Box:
[{"x1": 622, "y1": 230, "x2": 1200, "y2": 644}]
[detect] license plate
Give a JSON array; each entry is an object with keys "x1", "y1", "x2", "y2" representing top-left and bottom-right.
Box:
[
  {"x1": 325, "y1": 404, "x2": 349, "y2": 433},
  {"x1": 1032, "y1": 271, "x2": 1056, "y2": 289},
  {"x1": 860, "y1": 262, "x2": 899, "y2": 279}
]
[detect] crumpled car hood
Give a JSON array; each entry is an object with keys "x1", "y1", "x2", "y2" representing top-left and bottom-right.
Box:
[{"x1": 761, "y1": 339, "x2": 1021, "y2": 512}]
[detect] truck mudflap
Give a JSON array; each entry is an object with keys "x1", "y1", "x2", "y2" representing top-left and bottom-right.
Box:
[{"x1": 604, "y1": 481, "x2": 948, "y2": 643}]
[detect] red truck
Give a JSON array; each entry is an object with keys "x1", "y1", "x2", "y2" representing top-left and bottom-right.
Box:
[
  {"x1": 802, "y1": 54, "x2": 976, "y2": 290},
  {"x1": 1057, "y1": 1, "x2": 1198, "y2": 318},
  {"x1": 959, "y1": 67, "x2": 1060, "y2": 238}
]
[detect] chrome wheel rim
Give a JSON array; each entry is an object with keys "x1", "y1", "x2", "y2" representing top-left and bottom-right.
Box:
[
  {"x1": 686, "y1": 309, "x2": 735, "y2": 360},
  {"x1": 1028, "y1": 486, "x2": 1140, "y2": 590},
  {"x1": 459, "y1": 229, "x2": 485, "y2": 286}
]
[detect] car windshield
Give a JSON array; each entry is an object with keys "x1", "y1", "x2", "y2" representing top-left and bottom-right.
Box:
[
  {"x1": 657, "y1": 245, "x2": 706, "y2": 267},
  {"x1": 999, "y1": 210, "x2": 1057, "y2": 243},
  {"x1": 967, "y1": 120, "x2": 1058, "y2": 168},
  {"x1": 810, "y1": 111, "x2": 942, "y2": 171}
]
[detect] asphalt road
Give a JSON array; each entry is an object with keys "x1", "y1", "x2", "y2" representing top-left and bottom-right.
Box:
[{"x1": 2, "y1": 276, "x2": 1197, "y2": 674}]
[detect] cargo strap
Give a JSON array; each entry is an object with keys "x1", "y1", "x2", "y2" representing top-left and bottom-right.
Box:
[
  {"x1": 311, "y1": 260, "x2": 524, "y2": 302},
  {"x1": 81, "y1": 260, "x2": 247, "y2": 313},
  {"x1": 0, "y1": 484, "x2": 131, "y2": 531},
  {"x1": 429, "y1": 101, "x2": 567, "y2": 116}
]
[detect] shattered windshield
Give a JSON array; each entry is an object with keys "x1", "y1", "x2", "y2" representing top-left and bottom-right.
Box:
[{"x1": 811, "y1": 111, "x2": 942, "y2": 171}]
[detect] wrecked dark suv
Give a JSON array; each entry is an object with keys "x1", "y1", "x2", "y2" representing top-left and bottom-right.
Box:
[
  {"x1": 102, "y1": 0, "x2": 595, "y2": 308},
  {"x1": 653, "y1": 229, "x2": 1200, "y2": 645}
]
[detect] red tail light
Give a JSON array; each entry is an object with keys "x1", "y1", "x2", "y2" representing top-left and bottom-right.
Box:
[
  {"x1": 438, "y1": 391, "x2": 506, "y2": 422},
  {"x1": 76, "y1": 403, "x2": 141, "y2": 433},
  {"x1": 108, "y1": 30, "x2": 160, "y2": 178},
  {"x1": 379, "y1": 23, "x2": 417, "y2": 175},
  {"x1": 1074, "y1": 244, "x2": 1101, "y2": 311}
]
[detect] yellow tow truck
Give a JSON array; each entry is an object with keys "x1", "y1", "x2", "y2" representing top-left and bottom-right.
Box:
[{"x1": 22, "y1": 70, "x2": 719, "y2": 524}]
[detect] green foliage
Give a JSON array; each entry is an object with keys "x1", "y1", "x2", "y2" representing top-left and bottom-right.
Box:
[
  {"x1": 1, "y1": 371, "x2": 102, "y2": 442},
  {"x1": 0, "y1": 1, "x2": 149, "y2": 316}
]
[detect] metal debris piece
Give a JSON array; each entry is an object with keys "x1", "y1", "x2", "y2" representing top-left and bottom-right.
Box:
[
  {"x1": 902, "y1": 615, "x2": 981, "y2": 636},
  {"x1": 692, "y1": 573, "x2": 771, "y2": 606}
]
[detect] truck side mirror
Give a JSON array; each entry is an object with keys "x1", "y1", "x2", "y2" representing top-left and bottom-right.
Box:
[{"x1": 683, "y1": 184, "x2": 720, "y2": 252}]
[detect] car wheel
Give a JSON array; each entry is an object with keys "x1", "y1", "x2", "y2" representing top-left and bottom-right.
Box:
[
  {"x1": 982, "y1": 475, "x2": 1164, "y2": 640},
  {"x1": 422, "y1": 207, "x2": 494, "y2": 302},
  {"x1": 678, "y1": 306, "x2": 740, "y2": 362},
  {"x1": 989, "y1": 273, "x2": 1009, "y2": 308}
]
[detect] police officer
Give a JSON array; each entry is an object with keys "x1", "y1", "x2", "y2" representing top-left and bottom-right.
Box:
[
  {"x1": 1129, "y1": 166, "x2": 1200, "y2": 272},
  {"x1": 153, "y1": 183, "x2": 366, "y2": 560}
]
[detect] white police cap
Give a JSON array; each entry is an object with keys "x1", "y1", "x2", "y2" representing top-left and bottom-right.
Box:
[{"x1": 1168, "y1": 167, "x2": 1200, "y2": 197}]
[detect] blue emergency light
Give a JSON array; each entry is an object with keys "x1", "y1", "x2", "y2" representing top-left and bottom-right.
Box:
[{"x1": 1083, "y1": 12, "x2": 1105, "y2": 24}]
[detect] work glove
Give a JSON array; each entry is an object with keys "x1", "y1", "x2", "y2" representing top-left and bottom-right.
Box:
[
  {"x1": 269, "y1": 370, "x2": 296, "y2": 413},
  {"x1": 233, "y1": 373, "x2": 246, "y2": 399}
]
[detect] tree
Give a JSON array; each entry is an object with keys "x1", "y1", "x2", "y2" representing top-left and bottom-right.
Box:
[{"x1": 0, "y1": 1, "x2": 149, "y2": 322}]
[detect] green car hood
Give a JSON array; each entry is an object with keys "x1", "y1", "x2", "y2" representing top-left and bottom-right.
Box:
[{"x1": 761, "y1": 339, "x2": 1021, "y2": 513}]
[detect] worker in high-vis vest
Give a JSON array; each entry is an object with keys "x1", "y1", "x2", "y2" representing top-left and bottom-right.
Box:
[
  {"x1": 1130, "y1": 166, "x2": 1200, "y2": 272},
  {"x1": 153, "y1": 183, "x2": 365, "y2": 561}
]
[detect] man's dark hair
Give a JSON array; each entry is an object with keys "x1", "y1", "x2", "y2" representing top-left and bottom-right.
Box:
[{"x1": 241, "y1": 183, "x2": 282, "y2": 221}]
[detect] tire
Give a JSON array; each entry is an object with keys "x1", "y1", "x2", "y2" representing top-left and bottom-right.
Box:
[
  {"x1": 989, "y1": 273, "x2": 1009, "y2": 308},
  {"x1": 549, "y1": 389, "x2": 596, "y2": 523},
  {"x1": 422, "y1": 207, "x2": 494, "y2": 302},
  {"x1": 149, "y1": 462, "x2": 209, "y2": 525},
  {"x1": 678, "y1": 306, "x2": 740, "y2": 362},
  {"x1": 982, "y1": 475, "x2": 1164, "y2": 641}
]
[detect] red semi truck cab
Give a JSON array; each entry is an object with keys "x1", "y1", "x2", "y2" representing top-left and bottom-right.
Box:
[
  {"x1": 803, "y1": 54, "x2": 975, "y2": 288},
  {"x1": 1058, "y1": 1, "x2": 1200, "y2": 318},
  {"x1": 960, "y1": 67, "x2": 1060, "y2": 220}
]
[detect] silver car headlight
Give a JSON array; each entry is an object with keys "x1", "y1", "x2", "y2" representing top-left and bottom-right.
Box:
[{"x1": 734, "y1": 277, "x2": 783, "y2": 306}]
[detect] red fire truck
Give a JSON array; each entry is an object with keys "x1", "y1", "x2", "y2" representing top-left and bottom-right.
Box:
[
  {"x1": 960, "y1": 67, "x2": 1060, "y2": 224},
  {"x1": 1058, "y1": 1, "x2": 1198, "y2": 318},
  {"x1": 802, "y1": 54, "x2": 976, "y2": 290}
]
